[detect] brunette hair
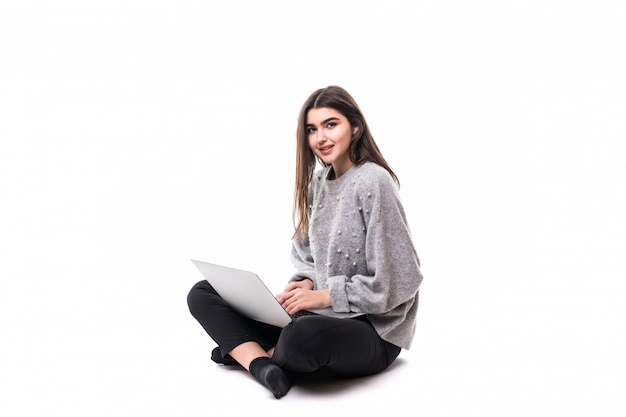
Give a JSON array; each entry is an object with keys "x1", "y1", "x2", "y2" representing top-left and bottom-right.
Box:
[{"x1": 293, "y1": 86, "x2": 399, "y2": 239}]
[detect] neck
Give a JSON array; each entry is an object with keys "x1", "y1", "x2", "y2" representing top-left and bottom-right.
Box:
[{"x1": 331, "y1": 160, "x2": 354, "y2": 179}]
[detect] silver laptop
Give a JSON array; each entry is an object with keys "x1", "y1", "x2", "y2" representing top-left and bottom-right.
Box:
[{"x1": 191, "y1": 259, "x2": 363, "y2": 328}]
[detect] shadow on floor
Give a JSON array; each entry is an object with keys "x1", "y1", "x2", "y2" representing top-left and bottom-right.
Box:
[
  {"x1": 212, "y1": 356, "x2": 409, "y2": 398},
  {"x1": 289, "y1": 358, "x2": 408, "y2": 396}
]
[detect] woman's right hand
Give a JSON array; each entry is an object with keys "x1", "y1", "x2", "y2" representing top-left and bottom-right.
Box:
[
  {"x1": 276, "y1": 278, "x2": 329, "y2": 314},
  {"x1": 275, "y1": 279, "x2": 314, "y2": 302}
]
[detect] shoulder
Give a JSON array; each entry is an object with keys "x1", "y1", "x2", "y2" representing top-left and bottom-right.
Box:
[{"x1": 354, "y1": 162, "x2": 397, "y2": 191}]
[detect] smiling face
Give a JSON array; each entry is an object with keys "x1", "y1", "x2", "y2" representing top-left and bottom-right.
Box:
[{"x1": 306, "y1": 107, "x2": 357, "y2": 178}]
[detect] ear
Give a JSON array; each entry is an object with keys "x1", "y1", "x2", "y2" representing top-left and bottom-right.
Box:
[{"x1": 352, "y1": 127, "x2": 359, "y2": 135}]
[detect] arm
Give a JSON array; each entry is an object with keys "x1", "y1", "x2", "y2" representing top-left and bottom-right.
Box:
[
  {"x1": 280, "y1": 237, "x2": 332, "y2": 313},
  {"x1": 289, "y1": 235, "x2": 316, "y2": 284},
  {"x1": 327, "y1": 171, "x2": 422, "y2": 314}
]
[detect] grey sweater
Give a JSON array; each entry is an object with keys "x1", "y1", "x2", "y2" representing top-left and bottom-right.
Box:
[{"x1": 291, "y1": 162, "x2": 423, "y2": 350}]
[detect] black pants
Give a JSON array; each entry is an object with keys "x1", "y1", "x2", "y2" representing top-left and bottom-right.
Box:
[{"x1": 187, "y1": 280, "x2": 401, "y2": 377}]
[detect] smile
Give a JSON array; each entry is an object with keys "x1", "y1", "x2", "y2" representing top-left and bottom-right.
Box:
[{"x1": 319, "y1": 145, "x2": 334, "y2": 155}]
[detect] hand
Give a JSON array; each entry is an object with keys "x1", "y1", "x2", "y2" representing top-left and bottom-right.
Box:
[{"x1": 275, "y1": 279, "x2": 330, "y2": 314}]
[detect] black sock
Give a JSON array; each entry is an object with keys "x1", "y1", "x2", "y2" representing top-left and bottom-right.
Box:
[
  {"x1": 210, "y1": 347, "x2": 238, "y2": 366},
  {"x1": 248, "y1": 357, "x2": 292, "y2": 399}
]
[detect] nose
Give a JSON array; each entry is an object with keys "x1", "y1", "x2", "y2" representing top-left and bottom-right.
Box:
[{"x1": 316, "y1": 129, "x2": 327, "y2": 143}]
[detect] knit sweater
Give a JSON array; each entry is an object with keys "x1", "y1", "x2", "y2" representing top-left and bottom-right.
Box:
[{"x1": 291, "y1": 162, "x2": 423, "y2": 350}]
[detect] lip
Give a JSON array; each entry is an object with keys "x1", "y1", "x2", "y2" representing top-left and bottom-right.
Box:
[{"x1": 319, "y1": 145, "x2": 334, "y2": 156}]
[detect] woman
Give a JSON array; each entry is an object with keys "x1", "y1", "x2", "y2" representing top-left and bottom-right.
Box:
[{"x1": 187, "y1": 86, "x2": 423, "y2": 398}]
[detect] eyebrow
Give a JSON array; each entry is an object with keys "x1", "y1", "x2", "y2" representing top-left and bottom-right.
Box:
[{"x1": 306, "y1": 117, "x2": 340, "y2": 127}]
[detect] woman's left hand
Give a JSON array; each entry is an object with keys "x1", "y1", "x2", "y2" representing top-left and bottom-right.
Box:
[{"x1": 276, "y1": 280, "x2": 331, "y2": 314}]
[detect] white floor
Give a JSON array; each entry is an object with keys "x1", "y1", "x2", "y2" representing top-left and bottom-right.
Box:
[{"x1": 2, "y1": 266, "x2": 623, "y2": 417}]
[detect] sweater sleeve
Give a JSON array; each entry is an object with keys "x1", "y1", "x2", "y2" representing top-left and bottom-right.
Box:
[
  {"x1": 326, "y1": 170, "x2": 422, "y2": 314},
  {"x1": 289, "y1": 235, "x2": 316, "y2": 283}
]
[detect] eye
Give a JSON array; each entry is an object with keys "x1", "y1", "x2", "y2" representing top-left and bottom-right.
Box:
[
  {"x1": 306, "y1": 126, "x2": 317, "y2": 134},
  {"x1": 326, "y1": 122, "x2": 336, "y2": 128}
]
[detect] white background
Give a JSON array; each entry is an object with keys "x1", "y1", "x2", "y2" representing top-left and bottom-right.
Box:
[{"x1": 1, "y1": 1, "x2": 624, "y2": 415}]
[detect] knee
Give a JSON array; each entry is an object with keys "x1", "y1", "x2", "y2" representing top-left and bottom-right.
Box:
[
  {"x1": 273, "y1": 318, "x2": 337, "y2": 371},
  {"x1": 277, "y1": 317, "x2": 333, "y2": 356},
  {"x1": 187, "y1": 280, "x2": 211, "y2": 314}
]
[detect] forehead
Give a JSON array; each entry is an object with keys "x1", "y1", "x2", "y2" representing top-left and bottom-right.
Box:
[{"x1": 306, "y1": 107, "x2": 347, "y2": 124}]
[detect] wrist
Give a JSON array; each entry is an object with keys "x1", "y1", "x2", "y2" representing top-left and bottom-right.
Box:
[{"x1": 321, "y1": 289, "x2": 331, "y2": 308}]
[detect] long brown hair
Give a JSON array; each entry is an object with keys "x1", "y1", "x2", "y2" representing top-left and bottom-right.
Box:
[{"x1": 293, "y1": 86, "x2": 399, "y2": 240}]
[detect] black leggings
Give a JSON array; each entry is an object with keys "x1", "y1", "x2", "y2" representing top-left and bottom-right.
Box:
[{"x1": 187, "y1": 280, "x2": 400, "y2": 377}]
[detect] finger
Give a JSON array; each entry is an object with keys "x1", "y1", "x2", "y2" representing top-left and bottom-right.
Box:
[
  {"x1": 285, "y1": 299, "x2": 301, "y2": 314},
  {"x1": 275, "y1": 290, "x2": 290, "y2": 303},
  {"x1": 277, "y1": 287, "x2": 297, "y2": 303},
  {"x1": 280, "y1": 291, "x2": 295, "y2": 309}
]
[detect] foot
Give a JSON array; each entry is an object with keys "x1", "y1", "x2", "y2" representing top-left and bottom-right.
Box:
[
  {"x1": 211, "y1": 347, "x2": 239, "y2": 366},
  {"x1": 249, "y1": 357, "x2": 292, "y2": 399}
]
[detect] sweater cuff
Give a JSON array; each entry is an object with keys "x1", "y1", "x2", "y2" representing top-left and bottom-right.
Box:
[
  {"x1": 327, "y1": 275, "x2": 350, "y2": 312},
  {"x1": 289, "y1": 272, "x2": 315, "y2": 284}
]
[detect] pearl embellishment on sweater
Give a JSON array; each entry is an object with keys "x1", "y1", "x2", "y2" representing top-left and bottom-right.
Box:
[{"x1": 306, "y1": 167, "x2": 377, "y2": 277}]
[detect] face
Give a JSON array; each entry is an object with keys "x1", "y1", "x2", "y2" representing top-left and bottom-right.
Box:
[{"x1": 306, "y1": 107, "x2": 357, "y2": 178}]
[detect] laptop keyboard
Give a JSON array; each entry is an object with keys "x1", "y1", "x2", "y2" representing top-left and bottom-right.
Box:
[{"x1": 290, "y1": 310, "x2": 319, "y2": 319}]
